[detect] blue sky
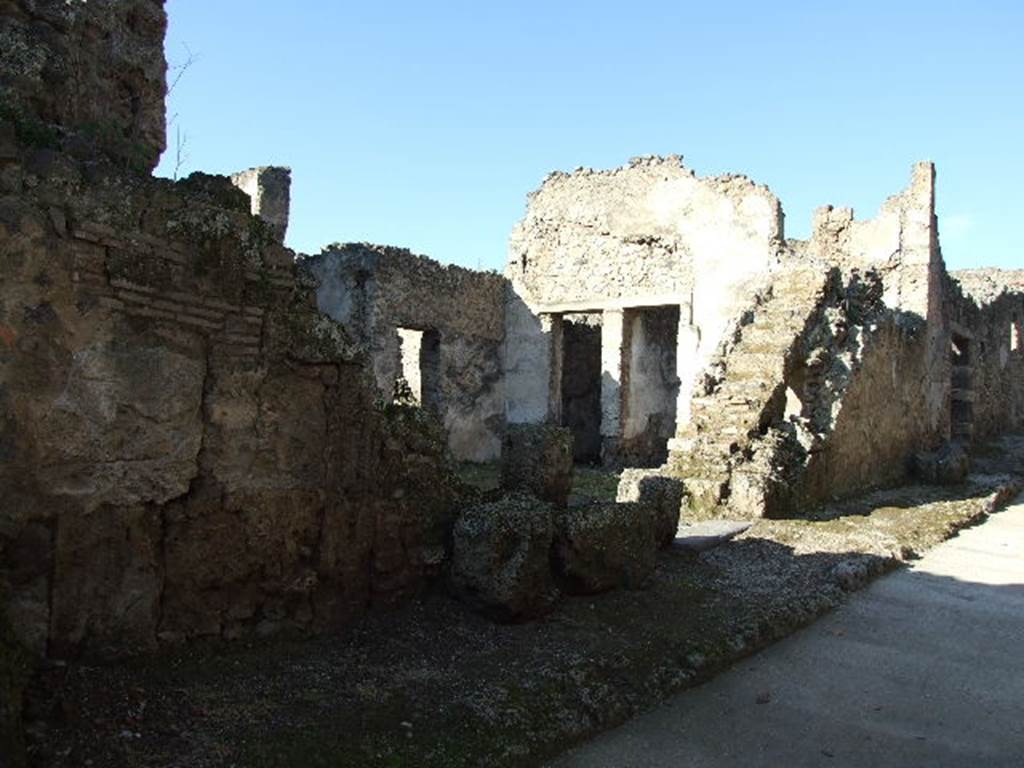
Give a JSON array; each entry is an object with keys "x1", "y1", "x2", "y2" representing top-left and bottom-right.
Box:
[{"x1": 155, "y1": 1, "x2": 1022, "y2": 272}]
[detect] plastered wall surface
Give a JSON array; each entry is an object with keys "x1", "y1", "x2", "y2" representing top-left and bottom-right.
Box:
[
  {"x1": 304, "y1": 244, "x2": 508, "y2": 462},
  {"x1": 504, "y1": 156, "x2": 785, "y2": 457}
]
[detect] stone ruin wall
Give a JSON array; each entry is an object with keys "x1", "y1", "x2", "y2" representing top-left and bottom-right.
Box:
[
  {"x1": 0, "y1": 0, "x2": 168, "y2": 173},
  {"x1": 0, "y1": 0, "x2": 462, "y2": 661},
  {"x1": 803, "y1": 162, "x2": 949, "y2": 425},
  {"x1": 948, "y1": 270, "x2": 1024, "y2": 441},
  {"x1": 511, "y1": 159, "x2": 1001, "y2": 517},
  {"x1": 782, "y1": 163, "x2": 951, "y2": 508},
  {"x1": 505, "y1": 156, "x2": 785, "y2": 465},
  {"x1": 3, "y1": 0, "x2": 1023, "y2": 675},
  {"x1": 230, "y1": 166, "x2": 292, "y2": 243},
  {"x1": 304, "y1": 244, "x2": 508, "y2": 462},
  {"x1": 783, "y1": 305, "x2": 937, "y2": 510}
]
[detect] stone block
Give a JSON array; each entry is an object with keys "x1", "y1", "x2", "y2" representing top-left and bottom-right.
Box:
[
  {"x1": 449, "y1": 494, "x2": 556, "y2": 621},
  {"x1": 552, "y1": 501, "x2": 657, "y2": 594},
  {"x1": 912, "y1": 441, "x2": 970, "y2": 485},
  {"x1": 616, "y1": 469, "x2": 684, "y2": 547},
  {"x1": 500, "y1": 423, "x2": 573, "y2": 507}
]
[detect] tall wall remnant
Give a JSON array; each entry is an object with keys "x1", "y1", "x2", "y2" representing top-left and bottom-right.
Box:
[
  {"x1": 230, "y1": 166, "x2": 292, "y2": 243},
  {"x1": 505, "y1": 156, "x2": 785, "y2": 466},
  {"x1": 304, "y1": 243, "x2": 508, "y2": 462},
  {"x1": 503, "y1": 156, "x2": 1023, "y2": 517},
  {"x1": 0, "y1": 0, "x2": 463, "y2": 666}
]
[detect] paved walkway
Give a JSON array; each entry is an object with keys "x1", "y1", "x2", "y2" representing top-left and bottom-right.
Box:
[{"x1": 551, "y1": 498, "x2": 1024, "y2": 768}]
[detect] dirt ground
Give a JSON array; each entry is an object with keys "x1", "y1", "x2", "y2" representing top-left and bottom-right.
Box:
[{"x1": 23, "y1": 437, "x2": 1023, "y2": 768}]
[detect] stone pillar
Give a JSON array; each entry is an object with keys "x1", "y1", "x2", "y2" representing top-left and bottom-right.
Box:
[
  {"x1": 600, "y1": 308, "x2": 625, "y2": 464},
  {"x1": 545, "y1": 313, "x2": 564, "y2": 424},
  {"x1": 230, "y1": 166, "x2": 292, "y2": 242},
  {"x1": 675, "y1": 316, "x2": 701, "y2": 429},
  {"x1": 898, "y1": 162, "x2": 949, "y2": 438},
  {"x1": 503, "y1": 288, "x2": 552, "y2": 425}
]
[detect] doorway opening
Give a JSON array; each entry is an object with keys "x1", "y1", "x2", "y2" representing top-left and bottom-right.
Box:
[
  {"x1": 560, "y1": 313, "x2": 603, "y2": 464},
  {"x1": 950, "y1": 331, "x2": 973, "y2": 442}
]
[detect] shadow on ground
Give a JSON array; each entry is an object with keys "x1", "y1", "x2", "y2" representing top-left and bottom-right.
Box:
[{"x1": 23, "y1": 439, "x2": 1024, "y2": 768}]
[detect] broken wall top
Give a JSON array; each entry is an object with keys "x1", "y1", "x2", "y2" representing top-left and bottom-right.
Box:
[
  {"x1": 802, "y1": 162, "x2": 940, "y2": 316},
  {"x1": 951, "y1": 269, "x2": 1024, "y2": 307},
  {"x1": 304, "y1": 243, "x2": 508, "y2": 342},
  {"x1": 0, "y1": 0, "x2": 167, "y2": 172},
  {"x1": 508, "y1": 155, "x2": 785, "y2": 308},
  {"x1": 230, "y1": 166, "x2": 292, "y2": 243}
]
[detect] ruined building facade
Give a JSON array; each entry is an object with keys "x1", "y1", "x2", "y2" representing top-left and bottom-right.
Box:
[
  {"x1": 313, "y1": 157, "x2": 1022, "y2": 519},
  {"x1": 500, "y1": 158, "x2": 1023, "y2": 518},
  {"x1": 1, "y1": 0, "x2": 1023, "y2": 672}
]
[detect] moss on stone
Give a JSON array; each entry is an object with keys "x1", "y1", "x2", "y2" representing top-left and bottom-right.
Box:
[{"x1": 0, "y1": 105, "x2": 59, "y2": 150}]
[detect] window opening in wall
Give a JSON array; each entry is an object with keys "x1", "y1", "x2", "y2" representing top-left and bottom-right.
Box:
[
  {"x1": 1012, "y1": 313, "x2": 1021, "y2": 352},
  {"x1": 951, "y1": 333, "x2": 970, "y2": 366},
  {"x1": 396, "y1": 327, "x2": 442, "y2": 412},
  {"x1": 560, "y1": 313, "x2": 603, "y2": 464}
]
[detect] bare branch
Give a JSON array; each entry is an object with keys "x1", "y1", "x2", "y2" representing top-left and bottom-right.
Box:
[
  {"x1": 167, "y1": 42, "x2": 199, "y2": 95},
  {"x1": 172, "y1": 125, "x2": 190, "y2": 181}
]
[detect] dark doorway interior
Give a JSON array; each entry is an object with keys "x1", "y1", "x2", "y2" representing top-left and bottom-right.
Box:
[
  {"x1": 950, "y1": 331, "x2": 973, "y2": 442},
  {"x1": 420, "y1": 329, "x2": 442, "y2": 413},
  {"x1": 561, "y1": 313, "x2": 603, "y2": 464}
]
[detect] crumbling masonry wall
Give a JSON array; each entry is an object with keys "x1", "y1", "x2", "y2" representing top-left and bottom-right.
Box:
[
  {"x1": 783, "y1": 163, "x2": 951, "y2": 508},
  {"x1": 0, "y1": 0, "x2": 168, "y2": 172},
  {"x1": 304, "y1": 243, "x2": 508, "y2": 462},
  {"x1": 947, "y1": 270, "x2": 1024, "y2": 441},
  {"x1": 505, "y1": 156, "x2": 784, "y2": 465},
  {"x1": 0, "y1": 0, "x2": 461, "y2": 663},
  {"x1": 667, "y1": 163, "x2": 952, "y2": 517},
  {"x1": 230, "y1": 166, "x2": 292, "y2": 243}
]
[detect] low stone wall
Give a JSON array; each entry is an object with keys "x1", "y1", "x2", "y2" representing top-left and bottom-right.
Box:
[{"x1": 304, "y1": 243, "x2": 508, "y2": 462}]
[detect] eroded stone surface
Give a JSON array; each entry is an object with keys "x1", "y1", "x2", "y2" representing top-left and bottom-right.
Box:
[
  {"x1": 0, "y1": 0, "x2": 167, "y2": 171},
  {"x1": 616, "y1": 469, "x2": 684, "y2": 547},
  {"x1": 553, "y1": 501, "x2": 657, "y2": 593},
  {"x1": 449, "y1": 494, "x2": 556, "y2": 621},
  {"x1": 501, "y1": 424, "x2": 574, "y2": 508},
  {"x1": 913, "y1": 441, "x2": 970, "y2": 485},
  {"x1": 0, "y1": 103, "x2": 463, "y2": 661},
  {"x1": 305, "y1": 243, "x2": 507, "y2": 462}
]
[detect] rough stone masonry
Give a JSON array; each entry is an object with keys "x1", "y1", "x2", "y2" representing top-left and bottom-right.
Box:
[
  {"x1": 0, "y1": 0, "x2": 464, "y2": 668},
  {"x1": 2, "y1": 0, "x2": 1024, "y2": 698}
]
